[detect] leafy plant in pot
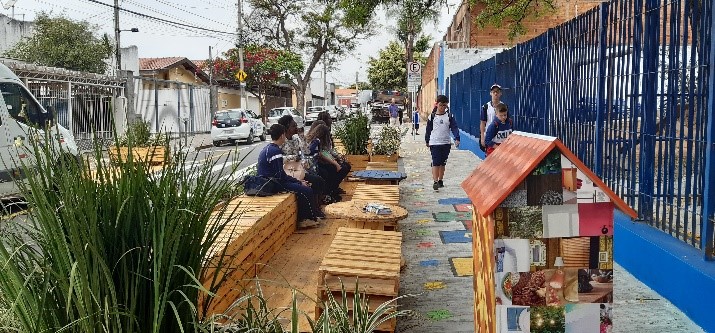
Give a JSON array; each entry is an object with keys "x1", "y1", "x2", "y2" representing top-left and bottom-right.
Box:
[
  {"x1": 111, "y1": 120, "x2": 170, "y2": 165},
  {"x1": 334, "y1": 113, "x2": 370, "y2": 168},
  {"x1": 371, "y1": 125, "x2": 404, "y2": 162}
]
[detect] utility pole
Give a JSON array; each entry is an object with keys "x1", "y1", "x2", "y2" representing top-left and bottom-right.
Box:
[
  {"x1": 237, "y1": 0, "x2": 247, "y2": 111},
  {"x1": 114, "y1": 0, "x2": 121, "y2": 73},
  {"x1": 355, "y1": 71, "x2": 359, "y2": 106},
  {"x1": 323, "y1": 53, "x2": 328, "y2": 106}
]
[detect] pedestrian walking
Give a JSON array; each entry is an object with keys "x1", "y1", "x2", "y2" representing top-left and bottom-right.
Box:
[
  {"x1": 480, "y1": 84, "x2": 508, "y2": 151},
  {"x1": 411, "y1": 107, "x2": 420, "y2": 135},
  {"x1": 425, "y1": 95, "x2": 460, "y2": 191},
  {"x1": 388, "y1": 99, "x2": 399, "y2": 127}
]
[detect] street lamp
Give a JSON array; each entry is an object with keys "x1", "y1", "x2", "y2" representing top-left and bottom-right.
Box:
[{"x1": 115, "y1": 27, "x2": 139, "y2": 72}]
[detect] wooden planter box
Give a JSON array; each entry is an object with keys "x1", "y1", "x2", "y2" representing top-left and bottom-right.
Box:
[
  {"x1": 344, "y1": 154, "x2": 370, "y2": 171},
  {"x1": 370, "y1": 154, "x2": 399, "y2": 162},
  {"x1": 108, "y1": 146, "x2": 169, "y2": 165}
]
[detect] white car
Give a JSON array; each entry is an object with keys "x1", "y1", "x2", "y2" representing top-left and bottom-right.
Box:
[
  {"x1": 305, "y1": 106, "x2": 324, "y2": 125},
  {"x1": 267, "y1": 107, "x2": 305, "y2": 128},
  {"x1": 211, "y1": 108, "x2": 266, "y2": 146}
]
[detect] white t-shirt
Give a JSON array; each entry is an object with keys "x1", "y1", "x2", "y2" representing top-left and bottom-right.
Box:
[
  {"x1": 429, "y1": 112, "x2": 453, "y2": 145},
  {"x1": 485, "y1": 102, "x2": 497, "y2": 126}
]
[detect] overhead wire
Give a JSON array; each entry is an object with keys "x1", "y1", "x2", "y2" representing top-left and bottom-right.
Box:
[
  {"x1": 81, "y1": 0, "x2": 237, "y2": 36},
  {"x1": 149, "y1": 0, "x2": 233, "y2": 28}
]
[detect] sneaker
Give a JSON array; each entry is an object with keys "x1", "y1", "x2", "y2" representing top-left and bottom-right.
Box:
[
  {"x1": 438, "y1": 180, "x2": 444, "y2": 188},
  {"x1": 298, "y1": 219, "x2": 320, "y2": 229},
  {"x1": 433, "y1": 181, "x2": 439, "y2": 191}
]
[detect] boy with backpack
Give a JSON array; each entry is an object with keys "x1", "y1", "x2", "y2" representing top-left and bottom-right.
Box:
[
  {"x1": 484, "y1": 102, "x2": 514, "y2": 157},
  {"x1": 480, "y1": 84, "x2": 508, "y2": 151},
  {"x1": 425, "y1": 94, "x2": 460, "y2": 191}
]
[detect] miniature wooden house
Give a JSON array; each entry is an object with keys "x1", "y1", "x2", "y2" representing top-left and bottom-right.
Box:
[{"x1": 461, "y1": 132, "x2": 637, "y2": 333}]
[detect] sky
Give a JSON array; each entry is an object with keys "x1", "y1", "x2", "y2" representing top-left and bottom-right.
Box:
[{"x1": 5, "y1": 0, "x2": 461, "y2": 85}]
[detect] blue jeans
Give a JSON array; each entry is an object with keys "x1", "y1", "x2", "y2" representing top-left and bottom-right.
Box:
[{"x1": 278, "y1": 181, "x2": 319, "y2": 221}]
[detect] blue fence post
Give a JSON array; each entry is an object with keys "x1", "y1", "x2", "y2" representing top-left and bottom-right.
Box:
[
  {"x1": 638, "y1": 0, "x2": 659, "y2": 222},
  {"x1": 701, "y1": 0, "x2": 715, "y2": 259},
  {"x1": 543, "y1": 30, "x2": 551, "y2": 135},
  {"x1": 594, "y1": 3, "x2": 609, "y2": 176}
]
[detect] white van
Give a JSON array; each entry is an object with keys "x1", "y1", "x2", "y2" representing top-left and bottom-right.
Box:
[{"x1": 0, "y1": 63, "x2": 79, "y2": 198}]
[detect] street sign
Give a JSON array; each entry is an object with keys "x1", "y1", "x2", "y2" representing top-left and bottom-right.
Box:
[
  {"x1": 235, "y1": 70, "x2": 248, "y2": 82},
  {"x1": 407, "y1": 85, "x2": 417, "y2": 92},
  {"x1": 408, "y1": 62, "x2": 421, "y2": 74}
]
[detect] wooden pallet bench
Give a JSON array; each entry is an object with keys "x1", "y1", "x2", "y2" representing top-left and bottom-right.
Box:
[
  {"x1": 366, "y1": 161, "x2": 398, "y2": 171},
  {"x1": 201, "y1": 193, "x2": 298, "y2": 316},
  {"x1": 316, "y1": 227, "x2": 402, "y2": 332},
  {"x1": 351, "y1": 183, "x2": 400, "y2": 206}
]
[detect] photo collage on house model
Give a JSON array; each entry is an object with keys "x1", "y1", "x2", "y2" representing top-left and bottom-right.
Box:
[{"x1": 495, "y1": 150, "x2": 614, "y2": 333}]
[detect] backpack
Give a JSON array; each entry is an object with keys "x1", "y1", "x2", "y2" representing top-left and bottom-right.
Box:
[{"x1": 429, "y1": 109, "x2": 455, "y2": 125}]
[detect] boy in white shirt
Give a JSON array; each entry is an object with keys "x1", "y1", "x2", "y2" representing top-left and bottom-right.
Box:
[{"x1": 425, "y1": 95, "x2": 460, "y2": 191}]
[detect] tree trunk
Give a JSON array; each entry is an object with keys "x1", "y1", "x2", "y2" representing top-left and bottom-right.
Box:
[{"x1": 294, "y1": 81, "x2": 308, "y2": 116}]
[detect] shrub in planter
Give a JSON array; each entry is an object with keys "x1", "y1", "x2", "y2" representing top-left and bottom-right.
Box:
[
  {"x1": 0, "y1": 131, "x2": 245, "y2": 332},
  {"x1": 334, "y1": 113, "x2": 370, "y2": 156},
  {"x1": 111, "y1": 120, "x2": 170, "y2": 165},
  {"x1": 371, "y1": 125, "x2": 405, "y2": 161}
]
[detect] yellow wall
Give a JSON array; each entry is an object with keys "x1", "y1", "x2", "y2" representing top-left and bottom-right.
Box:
[
  {"x1": 164, "y1": 67, "x2": 206, "y2": 84},
  {"x1": 219, "y1": 90, "x2": 241, "y2": 109}
]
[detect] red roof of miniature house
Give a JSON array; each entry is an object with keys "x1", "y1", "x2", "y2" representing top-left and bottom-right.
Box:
[{"x1": 461, "y1": 131, "x2": 638, "y2": 218}]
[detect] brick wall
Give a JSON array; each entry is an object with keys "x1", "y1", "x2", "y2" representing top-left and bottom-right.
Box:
[{"x1": 469, "y1": 1, "x2": 603, "y2": 46}]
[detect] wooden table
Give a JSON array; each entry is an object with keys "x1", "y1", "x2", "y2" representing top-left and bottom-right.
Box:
[
  {"x1": 317, "y1": 227, "x2": 402, "y2": 332},
  {"x1": 579, "y1": 281, "x2": 613, "y2": 303},
  {"x1": 351, "y1": 184, "x2": 400, "y2": 205},
  {"x1": 324, "y1": 200, "x2": 408, "y2": 231}
]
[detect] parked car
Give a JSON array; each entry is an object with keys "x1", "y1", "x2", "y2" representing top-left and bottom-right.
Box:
[
  {"x1": 211, "y1": 108, "x2": 266, "y2": 146},
  {"x1": 324, "y1": 105, "x2": 344, "y2": 120},
  {"x1": 348, "y1": 102, "x2": 361, "y2": 114},
  {"x1": 267, "y1": 107, "x2": 305, "y2": 129},
  {"x1": 305, "y1": 106, "x2": 324, "y2": 125}
]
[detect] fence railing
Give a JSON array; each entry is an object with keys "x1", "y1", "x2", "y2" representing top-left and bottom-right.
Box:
[
  {"x1": 448, "y1": 0, "x2": 714, "y2": 258},
  {"x1": 133, "y1": 77, "x2": 212, "y2": 135}
]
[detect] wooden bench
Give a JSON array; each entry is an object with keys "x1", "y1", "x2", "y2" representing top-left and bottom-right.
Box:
[
  {"x1": 316, "y1": 227, "x2": 403, "y2": 332},
  {"x1": 201, "y1": 193, "x2": 297, "y2": 316},
  {"x1": 351, "y1": 183, "x2": 400, "y2": 206},
  {"x1": 366, "y1": 161, "x2": 398, "y2": 171}
]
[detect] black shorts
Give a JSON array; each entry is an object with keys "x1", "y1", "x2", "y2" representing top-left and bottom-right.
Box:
[{"x1": 430, "y1": 144, "x2": 451, "y2": 166}]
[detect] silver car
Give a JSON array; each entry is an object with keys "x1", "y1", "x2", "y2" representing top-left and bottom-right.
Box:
[{"x1": 267, "y1": 107, "x2": 305, "y2": 128}]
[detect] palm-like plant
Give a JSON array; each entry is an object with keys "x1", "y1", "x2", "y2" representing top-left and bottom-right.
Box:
[{"x1": 0, "y1": 129, "x2": 244, "y2": 332}]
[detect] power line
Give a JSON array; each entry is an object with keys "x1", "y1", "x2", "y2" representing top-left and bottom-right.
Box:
[
  {"x1": 123, "y1": 0, "x2": 229, "y2": 35},
  {"x1": 82, "y1": 0, "x2": 237, "y2": 35},
  {"x1": 149, "y1": 0, "x2": 231, "y2": 28}
]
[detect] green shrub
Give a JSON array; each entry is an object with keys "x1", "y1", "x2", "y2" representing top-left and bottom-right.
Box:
[
  {"x1": 118, "y1": 120, "x2": 168, "y2": 147},
  {"x1": 0, "y1": 129, "x2": 245, "y2": 332},
  {"x1": 372, "y1": 125, "x2": 405, "y2": 156},
  {"x1": 334, "y1": 113, "x2": 370, "y2": 155}
]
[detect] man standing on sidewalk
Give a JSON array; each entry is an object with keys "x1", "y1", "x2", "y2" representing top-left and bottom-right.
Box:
[
  {"x1": 480, "y1": 84, "x2": 507, "y2": 150},
  {"x1": 425, "y1": 95, "x2": 460, "y2": 191},
  {"x1": 388, "y1": 99, "x2": 399, "y2": 126}
]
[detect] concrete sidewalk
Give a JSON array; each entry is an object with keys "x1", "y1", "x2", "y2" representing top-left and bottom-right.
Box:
[{"x1": 393, "y1": 124, "x2": 704, "y2": 332}]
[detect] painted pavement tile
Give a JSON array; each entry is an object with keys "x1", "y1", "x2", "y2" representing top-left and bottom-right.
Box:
[
  {"x1": 439, "y1": 230, "x2": 472, "y2": 244},
  {"x1": 437, "y1": 197, "x2": 472, "y2": 205},
  {"x1": 454, "y1": 203, "x2": 473, "y2": 212},
  {"x1": 433, "y1": 211, "x2": 472, "y2": 222},
  {"x1": 449, "y1": 257, "x2": 474, "y2": 277}
]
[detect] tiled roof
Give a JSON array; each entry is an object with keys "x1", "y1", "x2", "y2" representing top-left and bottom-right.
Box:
[
  {"x1": 193, "y1": 60, "x2": 207, "y2": 69},
  {"x1": 461, "y1": 131, "x2": 637, "y2": 218},
  {"x1": 335, "y1": 88, "x2": 357, "y2": 96},
  {"x1": 139, "y1": 57, "x2": 185, "y2": 70}
]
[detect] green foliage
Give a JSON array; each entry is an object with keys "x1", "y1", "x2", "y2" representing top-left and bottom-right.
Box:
[
  {"x1": 334, "y1": 113, "x2": 370, "y2": 155},
  {"x1": 532, "y1": 150, "x2": 561, "y2": 175},
  {"x1": 0, "y1": 129, "x2": 245, "y2": 332},
  {"x1": 4, "y1": 12, "x2": 113, "y2": 74},
  {"x1": 367, "y1": 41, "x2": 408, "y2": 91},
  {"x1": 245, "y1": 0, "x2": 374, "y2": 113},
  {"x1": 372, "y1": 125, "x2": 404, "y2": 156},
  {"x1": 118, "y1": 120, "x2": 168, "y2": 147},
  {"x1": 530, "y1": 306, "x2": 565, "y2": 333},
  {"x1": 472, "y1": 0, "x2": 557, "y2": 41}
]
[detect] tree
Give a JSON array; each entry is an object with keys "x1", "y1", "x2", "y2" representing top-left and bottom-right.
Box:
[
  {"x1": 391, "y1": 0, "x2": 441, "y2": 65},
  {"x1": 208, "y1": 45, "x2": 303, "y2": 120},
  {"x1": 245, "y1": 0, "x2": 374, "y2": 113},
  {"x1": 368, "y1": 41, "x2": 403, "y2": 91},
  {"x1": 368, "y1": 40, "x2": 430, "y2": 91},
  {"x1": 471, "y1": 0, "x2": 558, "y2": 40},
  {"x1": 346, "y1": 81, "x2": 372, "y2": 90},
  {"x1": 3, "y1": 13, "x2": 113, "y2": 74}
]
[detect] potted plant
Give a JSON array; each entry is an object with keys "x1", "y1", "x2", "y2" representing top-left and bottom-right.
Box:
[
  {"x1": 109, "y1": 120, "x2": 170, "y2": 165},
  {"x1": 334, "y1": 113, "x2": 370, "y2": 170},
  {"x1": 371, "y1": 125, "x2": 404, "y2": 162}
]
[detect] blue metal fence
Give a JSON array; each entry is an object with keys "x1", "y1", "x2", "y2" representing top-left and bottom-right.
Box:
[{"x1": 449, "y1": 0, "x2": 714, "y2": 258}]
